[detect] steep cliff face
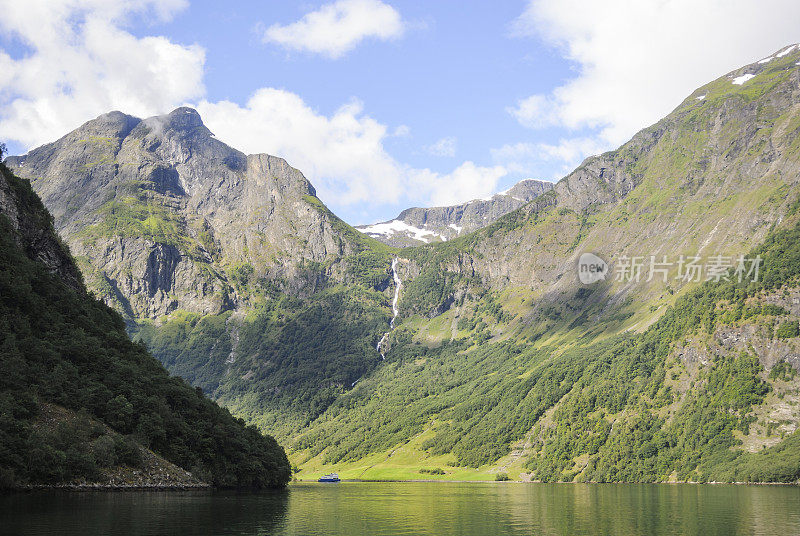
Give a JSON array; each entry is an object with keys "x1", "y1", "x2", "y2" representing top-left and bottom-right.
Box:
[
  {"x1": 357, "y1": 179, "x2": 553, "y2": 246},
  {"x1": 0, "y1": 160, "x2": 83, "y2": 292},
  {"x1": 399, "y1": 44, "x2": 800, "y2": 325},
  {"x1": 7, "y1": 107, "x2": 376, "y2": 320}
]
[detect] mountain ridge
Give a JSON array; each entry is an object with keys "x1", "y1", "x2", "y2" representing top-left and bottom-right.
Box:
[
  {"x1": 7, "y1": 107, "x2": 392, "y2": 320},
  {"x1": 6, "y1": 44, "x2": 800, "y2": 483},
  {"x1": 356, "y1": 178, "x2": 553, "y2": 246}
]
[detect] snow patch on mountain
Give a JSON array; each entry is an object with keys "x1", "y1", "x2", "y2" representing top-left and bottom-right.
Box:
[
  {"x1": 359, "y1": 219, "x2": 444, "y2": 243},
  {"x1": 732, "y1": 73, "x2": 756, "y2": 85}
]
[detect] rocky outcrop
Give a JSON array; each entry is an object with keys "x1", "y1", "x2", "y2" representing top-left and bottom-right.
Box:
[
  {"x1": 716, "y1": 323, "x2": 800, "y2": 371},
  {"x1": 357, "y1": 179, "x2": 553, "y2": 246},
  {"x1": 7, "y1": 108, "x2": 369, "y2": 320},
  {"x1": 0, "y1": 163, "x2": 83, "y2": 291}
]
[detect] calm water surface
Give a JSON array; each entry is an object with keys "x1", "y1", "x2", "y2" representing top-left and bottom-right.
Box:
[{"x1": 2, "y1": 482, "x2": 799, "y2": 535}]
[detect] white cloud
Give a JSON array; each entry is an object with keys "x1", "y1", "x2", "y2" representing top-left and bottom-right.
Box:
[
  {"x1": 0, "y1": 1, "x2": 504, "y2": 213},
  {"x1": 409, "y1": 162, "x2": 506, "y2": 206},
  {"x1": 509, "y1": 0, "x2": 800, "y2": 148},
  {"x1": 198, "y1": 92, "x2": 508, "y2": 208},
  {"x1": 262, "y1": 0, "x2": 404, "y2": 59},
  {"x1": 505, "y1": 95, "x2": 559, "y2": 130},
  {"x1": 197, "y1": 89, "x2": 405, "y2": 205},
  {"x1": 492, "y1": 137, "x2": 606, "y2": 179},
  {"x1": 425, "y1": 136, "x2": 457, "y2": 157},
  {"x1": 0, "y1": 0, "x2": 204, "y2": 148},
  {"x1": 392, "y1": 124, "x2": 411, "y2": 137}
]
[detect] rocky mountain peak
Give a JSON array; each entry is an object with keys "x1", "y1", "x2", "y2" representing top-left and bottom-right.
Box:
[
  {"x1": 358, "y1": 178, "x2": 554, "y2": 246},
  {"x1": 85, "y1": 110, "x2": 142, "y2": 139},
  {"x1": 164, "y1": 106, "x2": 205, "y2": 128},
  {"x1": 7, "y1": 107, "x2": 378, "y2": 319},
  {"x1": 131, "y1": 107, "x2": 213, "y2": 148}
]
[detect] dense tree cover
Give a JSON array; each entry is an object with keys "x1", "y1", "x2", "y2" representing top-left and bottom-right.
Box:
[
  {"x1": 135, "y1": 284, "x2": 391, "y2": 441},
  {"x1": 399, "y1": 262, "x2": 464, "y2": 317},
  {"x1": 527, "y1": 217, "x2": 800, "y2": 482},
  {"x1": 292, "y1": 217, "x2": 800, "y2": 482},
  {"x1": 346, "y1": 250, "x2": 392, "y2": 290},
  {"x1": 776, "y1": 319, "x2": 800, "y2": 339},
  {"x1": 0, "y1": 165, "x2": 290, "y2": 488},
  {"x1": 293, "y1": 333, "x2": 624, "y2": 467}
]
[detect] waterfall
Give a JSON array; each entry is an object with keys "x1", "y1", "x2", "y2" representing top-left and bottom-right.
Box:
[{"x1": 376, "y1": 257, "x2": 402, "y2": 359}]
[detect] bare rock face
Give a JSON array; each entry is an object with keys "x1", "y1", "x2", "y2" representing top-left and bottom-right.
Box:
[
  {"x1": 357, "y1": 179, "x2": 553, "y2": 246},
  {"x1": 7, "y1": 107, "x2": 365, "y2": 320},
  {"x1": 0, "y1": 163, "x2": 83, "y2": 292}
]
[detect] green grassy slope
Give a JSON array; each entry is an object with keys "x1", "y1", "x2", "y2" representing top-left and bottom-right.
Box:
[
  {"x1": 291, "y1": 215, "x2": 800, "y2": 483},
  {"x1": 286, "y1": 49, "x2": 800, "y2": 481}
]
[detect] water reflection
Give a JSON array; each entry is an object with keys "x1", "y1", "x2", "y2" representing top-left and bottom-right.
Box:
[
  {"x1": 2, "y1": 483, "x2": 799, "y2": 536},
  {"x1": 0, "y1": 489, "x2": 289, "y2": 536}
]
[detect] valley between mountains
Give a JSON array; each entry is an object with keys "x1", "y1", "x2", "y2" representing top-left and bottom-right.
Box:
[{"x1": 6, "y1": 44, "x2": 800, "y2": 484}]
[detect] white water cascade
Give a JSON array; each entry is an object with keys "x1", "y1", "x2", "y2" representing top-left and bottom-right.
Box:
[{"x1": 376, "y1": 257, "x2": 402, "y2": 359}]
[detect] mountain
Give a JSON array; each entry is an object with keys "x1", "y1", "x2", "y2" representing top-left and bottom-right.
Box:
[
  {"x1": 297, "y1": 216, "x2": 800, "y2": 483},
  {"x1": 6, "y1": 107, "x2": 389, "y2": 320},
  {"x1": 7, "y1": 107, "x2": 397, "y2": 442},
  {"x1": 0, "y1": 157, "x2": 290, "y2": 488},
  {"x1": 395, "y1": 43, "x2": 800, "y2": 324},
  {"x1": 8, "y1": 44, "x2": 800, "y2": 483},
  {"x1": 290, "y1": 44, "x2": 800, "y2": 481},
  {"x1": 356, "y1": 179, "x2": 553, "y2": 247}
]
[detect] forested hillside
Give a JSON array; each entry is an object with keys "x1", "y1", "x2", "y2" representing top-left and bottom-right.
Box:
[
  {"x1": 0, "y1": 160, "x2": 290, "y2": 488},
  {"x1": 289, "y1": 46, "x2": 800, "y2": 481},
  {"x1": 6, "y1": 108, "x2": 397, "y2": 442},
  {"x1": 294, "y1": 213, "x2": 800, "y2": 483},
  {"x1": 134, "y1": 284, "x2": 391, "y2": 437},
  {"x1": 7, "y1": 45, "x2": 800, "y2": 482}
]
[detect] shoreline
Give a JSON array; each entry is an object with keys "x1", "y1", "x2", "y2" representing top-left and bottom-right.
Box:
[
  {"x1": 8, "y1": 483, "x2": 213, "y2": 492},
  {"x1": 295, "y1": 479, "x2": 800, "y2": 486},
  {"x1": 6, "y1": 479, "x2": 798, "y2": 492}
]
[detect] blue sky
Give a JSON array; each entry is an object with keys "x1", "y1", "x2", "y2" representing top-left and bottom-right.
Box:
[
  {"x1": 1, "y1": 1, "x2": 800, "y2": 224},
  {"x1": 151, "y1": 1, "x2": 570, "y2": 171}
]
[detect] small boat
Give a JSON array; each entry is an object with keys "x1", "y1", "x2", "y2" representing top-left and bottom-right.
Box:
[{"x1": 318, "y1": 473, "x2": 340, "y2": 482}]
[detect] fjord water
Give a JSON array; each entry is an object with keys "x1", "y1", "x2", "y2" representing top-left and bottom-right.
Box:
[{"x1": 2, "y1": 483, "x2": 799, "y2": 536}]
